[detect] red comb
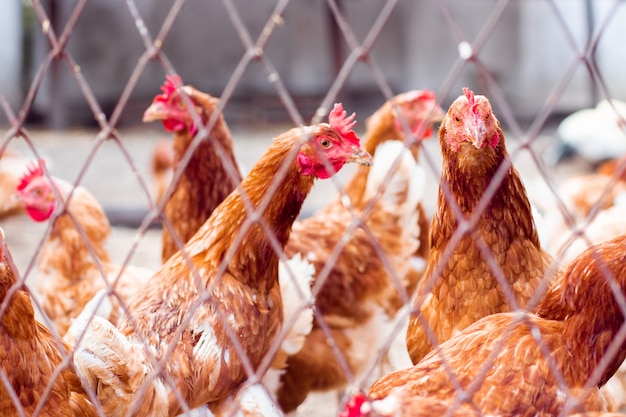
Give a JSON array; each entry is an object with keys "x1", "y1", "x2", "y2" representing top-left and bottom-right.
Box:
[
  {"x1": 404, "y1": 89, "x2": 436, "y2": 102},
  {"x1": 17, "y1": 159, "x2": 46, "y2": 191},
  {"x1": 154, "y1": 74, "x2": 183, "y2": 103},
  {"x1": 329, "y1": 103, "x2": 360, "y2": 146},
  {"x1": 340, "y1": 392, "x2": 369, "y2": 417},
  {"x1": 463, "y1": 87, "x2": 479, "y2": 114}
]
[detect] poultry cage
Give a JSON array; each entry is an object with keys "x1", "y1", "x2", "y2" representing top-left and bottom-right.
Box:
[{"x1": 1, "y1": 1, "x2": 626, "y2": 416}]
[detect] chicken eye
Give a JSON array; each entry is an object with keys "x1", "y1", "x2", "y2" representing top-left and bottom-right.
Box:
[
  {"x1": 454, "y1": 115, "x2": 461, "y2": 124},
  {"x1": 484, "y1": 114, "x2": 490, "y2": 121},
  {"x1": 319, "y1": 138, "x2": 332, "y2": 149}
]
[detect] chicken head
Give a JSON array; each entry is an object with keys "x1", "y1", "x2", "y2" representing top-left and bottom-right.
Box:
[
  {"x1": 442, "y1": 87, "x2": 501, "y2": 152},
  {"x1": 15, "y1": 159, "x2": 68, "y2": 222},
  {"x1": 297, "y1": 103, "x2": 373, "y2": 179},
  {"x1": 142, "y1": 74, "x2": 214, "y2": 135},
  {"x1": 392, "y1": 89, "x2": 445, "y2": 140}
]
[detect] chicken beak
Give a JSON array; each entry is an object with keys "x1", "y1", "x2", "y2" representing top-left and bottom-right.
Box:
[
  {"x1": 467, "y1": 121, "x2": 487, "y2": 149},
  {"x1": 142, "y1": 102, "x2": 168, "y2": 123},
  {"x1": 349, "y1": 146, "x2": 374, "y2": 166}
]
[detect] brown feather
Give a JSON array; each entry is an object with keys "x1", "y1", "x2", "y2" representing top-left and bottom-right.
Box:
[
  {"x1": 406, "y1": 90, "x2": 554, "y2": 364},
  {"x1": 0, "y1": 231, "x2": 96, "y2": 417},
  {"x1": 369, "y1": 233, "x2": 626, "y2": 416},
  {"x1": 160, "y1": 87, "x2": 241, "y2": 262},
  {"x1": 75, "y1": 122, "x2": 369, "y2": 417}
]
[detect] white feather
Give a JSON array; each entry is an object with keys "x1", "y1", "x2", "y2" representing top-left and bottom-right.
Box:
[{"x1": 277, "y1": 253, "x2": 315, "y2": 355}]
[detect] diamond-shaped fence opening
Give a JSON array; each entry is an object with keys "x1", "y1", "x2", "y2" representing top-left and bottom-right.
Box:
[{"x1": 1, "y1": 0, "x2": 626, "y2": 416}]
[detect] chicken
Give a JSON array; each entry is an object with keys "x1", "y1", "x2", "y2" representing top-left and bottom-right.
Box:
[
  {"x1": 342, "y1": 89, "x2": 444, "y2": 281},
  {"x1": 276, "y1": 140, "x2": 426, "y2": 412},
  {"x1": 143, "y1": 75, "x2": 316, "y2": 405},
  {"x1": 358, "y1": 233, "x2": 626, "y2": 417},
  {"x1": 0, "y1": 147, "x2": 32, "y2": 218},
  {"x1": 69, "y1": 104, "x2": 372, "y2": 417},
  {"x1": 143, "y1": 77, "x2": 444, "y2": 413},
  {"x1": 0, "y1": 226, "x2": 96, "y2": 417},
  {"x1": 405, "y1": 87, "x2": 554, "y2": 364},
  {"x1": 343, "y1": 89, "x2": 443, "y2": 207},
  {"x1": 142, "y1": 74, "x2": 241, "y2": 262},
  {"x1": 272, "y1": 91, "x2": 442, "y2": 413},
  {"x1": 530, "y1": 155, "x2": 626, "y2": 264},
  {"x1": 14, "y1": 159, "x2": 154, "y2": 335}
]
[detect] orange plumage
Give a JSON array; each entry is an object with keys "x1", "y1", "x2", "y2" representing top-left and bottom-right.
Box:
[
  {"x1": 143, "y1": 78, "x2": 444, "y2": 413},
  {"x1": 15, "y1": 160, "x2": 153, "y2": 334},
  {"x1": 70, "y1": 106, "x2": 372, "y2": 417},
  {"x1": 142, "y1": 74, "x2": 241, "y2": 263},
  {"x1": 0, "y1": 228, "x2": 96, "y2": 417},
  {"x1": 405, "y1": 87, "x2": 554, "y2": 364},
  {"x1": 359, "y1": 233, "x2": 626, "y2": 416}
]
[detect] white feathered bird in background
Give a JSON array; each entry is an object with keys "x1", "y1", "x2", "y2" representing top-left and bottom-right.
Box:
[{"x1": 554, "y1": 99, "x2": 626, "y2": 165}]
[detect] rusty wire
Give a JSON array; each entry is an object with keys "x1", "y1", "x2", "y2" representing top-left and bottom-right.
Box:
[{"x1": 1, "y1": 0, "x2": 626, "y2": 416}]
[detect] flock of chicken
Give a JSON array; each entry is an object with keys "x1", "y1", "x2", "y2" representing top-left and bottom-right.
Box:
[{"x1": 1, "y1": 76, "x2": 626, "y2": 417}]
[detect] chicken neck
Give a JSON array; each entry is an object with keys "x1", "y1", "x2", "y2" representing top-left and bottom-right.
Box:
[
  {"x1": 434, "y1": 147, "x2": 539, "y2": 254},
  {"x1": 199, "y1": 129, "x2": 316, "y2": 292},
  {"x1": 163, "y1": 96, "x2": 242, "y2": 261}
]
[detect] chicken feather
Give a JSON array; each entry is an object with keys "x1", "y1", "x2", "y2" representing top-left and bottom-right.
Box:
[
  {"x1": 73, "y1": 112, "x2": 372, "y2": 417},
  {"x1": 405, "y1": 87, "x2": 555, "y2": 364},
  {"x1": 15, "y1": 160, "x2": 154, "y2": 335},
  {"x1": 0, "y1": 227, "x2": 97, "y2": 417},
  {"x1": 350, "y1": 234, "x2": 626, "y2": 417}
]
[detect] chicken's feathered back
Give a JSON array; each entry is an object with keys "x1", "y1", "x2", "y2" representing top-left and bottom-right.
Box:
[{"x1": 406, "y1": 88, "x2": 554, "y2": 364}]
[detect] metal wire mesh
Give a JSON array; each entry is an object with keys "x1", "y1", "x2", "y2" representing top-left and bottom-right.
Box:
[{"x1": 1, "y1": 0, "x2": 626, "y2": 416}]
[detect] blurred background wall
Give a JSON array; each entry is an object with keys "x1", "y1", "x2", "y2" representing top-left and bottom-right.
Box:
[{"x1": 1, "y1": 0, "x2": 623, "y2": 128}]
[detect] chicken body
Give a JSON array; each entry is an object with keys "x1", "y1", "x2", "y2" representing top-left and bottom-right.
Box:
[
  {"x1": 71, "y1": 115, "x2": 372, "y2": 417},
  {"x1": 0, "y1": 228, "x2": 96, "y2": 417},
  {"x1": 143, "y1": 80, "x2": 444, "y2": 413},
  {"x1": 405, "y1": 88, "x2": 553, "y2": 364},
  {"x1": 276, "y1": 141, "x2": 425, "y2": 411},
  {"x1": 364, "y1": 234, "x2": 626, "y2": 416},
  {"x1": 15, "y1": 164, "x2": 153, "y2": 334}
]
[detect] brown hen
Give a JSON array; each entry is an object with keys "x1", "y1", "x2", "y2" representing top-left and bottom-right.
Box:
[
  {"x1": 0, "y1": 227, "x2": 96, "y2": 417},
  {"x1": 70, "y1": 104, "x2": 372, "y2": 417},
  {"x1": 405, "y1": 87, "x2": 554, "y2": 364},
  {"x1": 362, "y1": 233, "x2": 626, "y2": 417},
  {"x1": 142, "y1": 74, "x2": 241, "y2": 262},
  {"x1": 15, "y1": 160, "x2": 153, "y2": 335}
]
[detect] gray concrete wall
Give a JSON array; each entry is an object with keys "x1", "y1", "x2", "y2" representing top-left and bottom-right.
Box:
[{"x1": 11, "y1": 0, "x2": 625, "y2": 128}]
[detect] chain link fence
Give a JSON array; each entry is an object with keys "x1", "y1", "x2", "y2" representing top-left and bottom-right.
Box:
[{"x1": 1, "y1": 1, "x2": 626, "y2": 416}]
